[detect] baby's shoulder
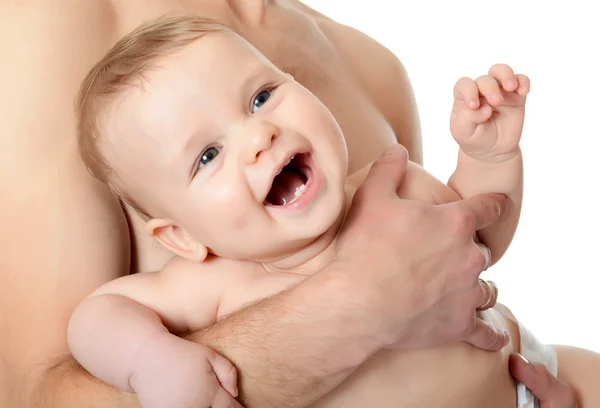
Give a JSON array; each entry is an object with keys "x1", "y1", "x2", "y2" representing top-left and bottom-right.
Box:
[{"x1": 160, "y1": 256, "x2": 270, "y2": 326}]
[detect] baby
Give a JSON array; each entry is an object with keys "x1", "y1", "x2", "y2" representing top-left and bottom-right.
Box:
[{"x1": 68, "y1": 15, "x2": 597, "y2": 408}]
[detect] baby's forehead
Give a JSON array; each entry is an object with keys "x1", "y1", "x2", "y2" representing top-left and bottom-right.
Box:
[
  {"x1": 100, "y1": 90, "x2": 158, "y2": 164},
  {"x1": 101, "y1": 29, "x2": 279, "y2": 159}
]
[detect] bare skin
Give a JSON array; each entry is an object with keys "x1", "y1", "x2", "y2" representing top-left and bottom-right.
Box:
[
  {"x1": 0, "y1": 2, "x2": 421, "y2": 406},
  {"x1": 0, "y1": 1, "x2": 532, "y2": 407}
]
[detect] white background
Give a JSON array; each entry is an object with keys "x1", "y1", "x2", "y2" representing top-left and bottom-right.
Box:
[{"x1": 303, "y1": 0, "x2": 600, "y2": 352}]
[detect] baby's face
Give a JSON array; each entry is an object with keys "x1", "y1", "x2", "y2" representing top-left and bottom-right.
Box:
[{"x1": 104, "y1": 29, "x2": 348, "y2": 262}]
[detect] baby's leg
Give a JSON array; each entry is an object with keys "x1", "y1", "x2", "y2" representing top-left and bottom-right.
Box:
[{"x1": 554, "y1": 345, "x2": 600, "y2": 407}]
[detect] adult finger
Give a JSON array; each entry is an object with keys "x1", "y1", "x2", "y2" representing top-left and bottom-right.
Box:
[
  {"x1": 211, "y1": 387, "x2": 245, "y2": 408},
  {"x1": 455, "y1": 193, "x2": 508, "y2": 230},
  {"x1": 360, "y1": 143, "x2": 409, "y2": 196},
  {"x1": 476, "y1": 244, "x2": 492, "y2": 272},
  {"x1": 509, "y1": 354, "x2": 578, "y2": 407},
  {"x1": 465, "y1": 317, "x2": 509, "y2": 351},
  {"x1": 476, "y1": 278, "x2": 497, "y2": 310}
]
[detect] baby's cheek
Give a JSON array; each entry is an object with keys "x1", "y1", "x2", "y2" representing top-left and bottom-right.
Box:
[
  {"x1": 208, "y1": 205, "x2": 255, "y2": 257},
  {"x1": 229, "y1": 210, "x2": 251, "y2": 232},
  {"x1": 211, "y1": 187, "x2": 252, "y2": 231}
]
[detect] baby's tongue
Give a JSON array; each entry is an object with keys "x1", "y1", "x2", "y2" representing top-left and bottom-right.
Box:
[{"x1": 266, "y1": 168, "x2": 306, "y2": 205}]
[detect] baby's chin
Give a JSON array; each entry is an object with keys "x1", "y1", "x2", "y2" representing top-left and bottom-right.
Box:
[{"x1": 243, "y1": 223, "x2": 338, "y2": 257}]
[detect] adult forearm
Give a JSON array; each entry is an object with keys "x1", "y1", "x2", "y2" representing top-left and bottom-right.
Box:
[
  {"x1": 188, "y1": 266, "x2": 378, "y2": 408},
  {"x1": 27, "y1": 267, "x2": 373, "y2": 408}
]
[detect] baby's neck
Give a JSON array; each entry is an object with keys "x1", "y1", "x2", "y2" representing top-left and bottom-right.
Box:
[{"x1": 260, "y1": 188, "x2": 352, "y2": 276}]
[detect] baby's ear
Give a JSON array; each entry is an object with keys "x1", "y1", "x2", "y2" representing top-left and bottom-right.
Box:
[{"x1": 146, "y1": 219, "x2": 208, "y2": 262}]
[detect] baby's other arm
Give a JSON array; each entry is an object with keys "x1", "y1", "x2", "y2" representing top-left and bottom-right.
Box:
[
  {"x1": 448, "y1": 64, "x2": 530, "y2": 265},
  {"x1": 67, "y1": 257, "x2": 247, "y2": 407}
]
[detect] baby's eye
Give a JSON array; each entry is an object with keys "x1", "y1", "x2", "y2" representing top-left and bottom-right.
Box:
[
  {"x1": 191, "y1": 146, "x2": 222, "y2": 179},
  {"x1": 199, "y1": 147, "x2": 221, "y2": 168},
  {"x1": 252, "y1": 90, "x2": 271, "y2": 113}
]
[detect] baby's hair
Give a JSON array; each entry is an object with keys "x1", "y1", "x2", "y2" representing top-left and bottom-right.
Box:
[{"x1": 75, "y1": 15, "x2": 223, "y2": 218}]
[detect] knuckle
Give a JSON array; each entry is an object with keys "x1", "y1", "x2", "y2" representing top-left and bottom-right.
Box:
[
  {"x1": 489, "y1": 63, "x2": 510, "y2": 74},
  {"x1": 484, "y1": 326, "x2": 501, "y2": 347},
  {"x1": 462, "y1": 299, "x2": 478, "y2": 323},
  {"x1": 448, "y1": 207, "x2": 475, "y2": 236},
  {"x1": 475, "y1": 74, "x2": 490, "y2": 85},
  {"x1": 465, "y1": 246, "x2": 486, "y2": 274},
  {"x1": 517, "y1": 73, "x2": 530, "y2": 83},
  {"x1": 454, "y1": 77, "x2": 473, "y2": 94},
  {"x1": 455, "y1": 76, "x2": 472, "y2": 86},
  {"x1": 406, "y1": 205, "x2": 426, "y2": 223},
  {"x1": 469, "y1": 284, "x2": 483, "y2": 306},
  {"x1": 456, "y1": 314, "x2": 475, "y2": 337}
]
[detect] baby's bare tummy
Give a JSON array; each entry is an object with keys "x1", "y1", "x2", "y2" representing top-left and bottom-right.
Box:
[{"x1": 312, "y1": 308, "x2": 519, "y2": 408}]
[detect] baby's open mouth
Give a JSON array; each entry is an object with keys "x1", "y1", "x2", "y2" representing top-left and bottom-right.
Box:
[{"x1": 265, "y1": 153, "x2": 312, "y2": 206}]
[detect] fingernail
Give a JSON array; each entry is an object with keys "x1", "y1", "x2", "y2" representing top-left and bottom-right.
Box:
[
  {"x1": 501, "y1": 197, "x2": 510, "y2": 220},
  {"x1": 507, "y1": 79, "x2": 518, "y2": 89},
  {"x1": 516, "y1": 353, "x2": 531, "y2": 365},
  {"x1": 496, "y1": 195, "x2": 508, "y2": 220},
  {"x1": 469, "y1": 99, "x2": 478, "y2": 109}
]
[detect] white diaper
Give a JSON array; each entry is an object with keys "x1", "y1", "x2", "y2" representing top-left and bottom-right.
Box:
[{"x1": 516, "y1": 320, "x2": 558, "y2": 408}]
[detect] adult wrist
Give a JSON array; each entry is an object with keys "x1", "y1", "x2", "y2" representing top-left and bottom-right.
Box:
[{"x1": 313, "y1": 262, "x2": 390, "y2": 369}]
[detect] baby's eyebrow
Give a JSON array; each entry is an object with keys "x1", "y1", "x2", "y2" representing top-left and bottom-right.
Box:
[
  {"x1": 165, "y1": 119, "x2": 208, "y2": 180},
  {"x1": 240, "y1": 66, "x2": 271, "y2": 100}
]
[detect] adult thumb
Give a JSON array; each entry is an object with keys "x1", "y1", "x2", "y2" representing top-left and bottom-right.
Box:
[{"x1": 362, "y1": 143, "x2": 409, "y2": 196}]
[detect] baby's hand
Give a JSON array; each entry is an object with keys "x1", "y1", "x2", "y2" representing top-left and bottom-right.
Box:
[
  {"x1": 450, "y1": 63, "x2": 530, "y2": 162},
  {"x1": 131, "y1": 332, "x2": 242, "y2": 408}
]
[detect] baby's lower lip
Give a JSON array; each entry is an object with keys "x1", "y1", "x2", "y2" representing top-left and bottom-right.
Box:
[{"x1": 264, "y1": 155, "x2": 320, "y2": 210}]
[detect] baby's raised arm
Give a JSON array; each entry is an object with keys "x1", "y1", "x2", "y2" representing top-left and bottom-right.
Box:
[
  {"x1": 67, "y1": 258, "x2": 242, "y2": 408},
  {"x1": 447, "y1": 64, "x2": 529, "y2": 265}
]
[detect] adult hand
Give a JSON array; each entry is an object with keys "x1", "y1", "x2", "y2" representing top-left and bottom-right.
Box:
[
  {"x1": 334, "y1": 143, "x2": 509, "y2": 351},
  {"x1": 510, "y1": 354, "x2": 578, "y2": 408}
]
